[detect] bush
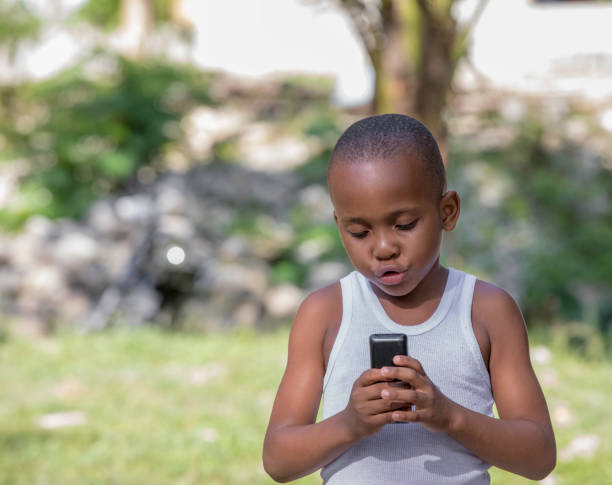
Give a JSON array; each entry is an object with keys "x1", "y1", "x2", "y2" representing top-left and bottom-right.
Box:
[
  {"x1": 0, "y1": 54, "x2": 216, "y2": 229},
  {"x1": 448, "y1": 107, "x2": 612, "y2": 331}
]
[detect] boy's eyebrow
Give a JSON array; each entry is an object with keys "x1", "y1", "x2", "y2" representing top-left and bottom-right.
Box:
[
  {"x1": 340, "y1": 208, "x2": 420, "y2": 225},
  {"x1": 340, "y1": 216, "x2": 369, "y2": 225}
]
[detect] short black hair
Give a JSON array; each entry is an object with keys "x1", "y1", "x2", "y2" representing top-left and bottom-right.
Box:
[{"x1": 329, "y1": 114, "x2": 446, "y2": 196}]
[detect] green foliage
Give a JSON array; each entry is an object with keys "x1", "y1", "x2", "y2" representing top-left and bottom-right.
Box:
[
  {"x1": 448, "y1": 109, "x2": 612, "y2": 330},
  {"x1": 73, "y1": 0, "x2": 120, "y2": 31},
  {"x1": 270, "y1": 259, "x2": 309, "y2": 286},
  {"x1": 0, "y1": 0, "x2": 41, "y2": 58},
  {"x1": 0, "y1": 55, "x2": 216, "y2": 228},
  {"x1": 73, "y1": 0, "x2": 174, "y2": 31}
]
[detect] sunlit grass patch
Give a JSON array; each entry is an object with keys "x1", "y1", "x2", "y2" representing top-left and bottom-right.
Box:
[{"x1": 1, "y1": 325, "x2": 610, "y2": 484}]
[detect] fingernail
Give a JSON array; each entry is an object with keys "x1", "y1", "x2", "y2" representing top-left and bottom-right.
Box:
[{"x1": 393, "y1": 355, "x2": 402, "y2": 364}]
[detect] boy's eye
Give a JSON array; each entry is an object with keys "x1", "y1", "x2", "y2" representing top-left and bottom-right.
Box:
[
  {"x1": 349, "y1": 230, "x2": 368, "y2": 239},
  {"x1": 396, "y1": 220, "x2": 417, "y2": 231}
]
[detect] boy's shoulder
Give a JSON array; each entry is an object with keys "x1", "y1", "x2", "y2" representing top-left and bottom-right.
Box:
[
  {"x1": 472, "y1": 278, "x2": 522, "y2": 324},
  {"x1": 471, "y1": 277, "x2": 526, "y2": 345},
  {"x1": 291, "y1": 281, "x2": 343, "y2": 364},
  {"x1": 297, "y1": 281, "x2": 343, "y2": 329},
  {"x1": 467, "y1": 277, "x2": 526, "y2": 370}
]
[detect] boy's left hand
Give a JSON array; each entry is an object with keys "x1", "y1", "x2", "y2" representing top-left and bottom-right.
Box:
[{"x1": 380, "y1": 355, "x2": 459, "y2": 433}]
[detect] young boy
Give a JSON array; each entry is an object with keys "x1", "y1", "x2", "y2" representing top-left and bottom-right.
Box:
[{"x1": 263, "y1": 114, "x2": 556, "y2": 484}]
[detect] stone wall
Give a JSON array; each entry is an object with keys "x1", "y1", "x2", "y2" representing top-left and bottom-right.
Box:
[{"x1": 0, "y1": 162, "x2": 350, "y2": 335}]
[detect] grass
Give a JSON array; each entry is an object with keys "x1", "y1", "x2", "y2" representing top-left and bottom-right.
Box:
[{"x1": 1, "y1": 325, "x2": 610, "y2": 484}]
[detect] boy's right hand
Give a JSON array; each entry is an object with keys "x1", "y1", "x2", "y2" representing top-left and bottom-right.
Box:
[{"x1": 341, "y1": 368, "x2": 408, "y2": 439}]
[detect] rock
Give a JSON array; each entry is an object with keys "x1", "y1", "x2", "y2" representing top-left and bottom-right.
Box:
[
  {"x1": 532, "y1": 345, "x2": 552, "y2": 365},
  {"x1": 552, "y1": 403, "x2": 574, "y2": 427},
  {"x1": 264, "y1": 284, "x2": 304, "y2": 319},
  {"x1": 11, "y1": 315, "x2": 48, "y2": 337},
  {"x1": 115, "y1": 194, "x2": 155, "y2": 223},
  {"x1": 56, "y1": 291, "x2": 92, "y2": 323},
  {"x1": 119, "y1": 283, "x2": 161, "y2": 325},
  {"x1": 178, "y1": 299, "x2": 225, "y2": 332},
  {"x1": 238, "y1": 122, "x2": 314, "y2": 172},
  {"x1": 307, "y1": 262, "x2": 351, "y2": 290},
  {"x1": 87, "y1": 198, "x2": 120, "y2": 235},
  {"x1": 0, "y1": 159, "x2": 336, "y2": 330},
  {"x1": 183, "y1": 105, "x2": 249, "y2": 159},
  {"x1": 25, "y1": 215, "x2": 55, "y2": 240},
  {"x1": 559, "y1": 434, "x2": 600, "y2": 461},
  {"x1": 11, "y1": 232, "x2": 48, "y2": 268},
  {"x1": 197, "y1": 427, "x2": 219, "y2": 443},
  {"x1": 19, "y1": 265, "x2": 68, "y2": 308},
  {"x1": 156, "y1": 178, "x2": 187, "y2": 215},
  {"x1": 298, "y1": 184, "x2": 334, "y2": 223},
  {"x1": 210, "y1": 262, "x2": 268, "y2": 297},
  {"x1": 232, "y1": 300, "x2": 262, "y2": 328},
  {"x1": 599, "y1": 108, "x2": 612, "y2": 133},
  {"x1": 158, "y1": 214, "x2": 195, "y2": 239},
  {"x1": 296, "y1": 237, "x2": 333, "y2": 263},
  {"x1": 499, "y1": 97, "x2": 525, "y2": 123},
  {"x1": 53, "y1": 232, "x2": 99, "y2": 270},
  {"x1": 217, "y1": 236, "x2": 251, "y2": 262},
  {"x1": 0, "y1": 267, "x2": 19, "y2": 296},
  {"x1": 37, "y1": 411, "x2": 86, "y2": 429}
]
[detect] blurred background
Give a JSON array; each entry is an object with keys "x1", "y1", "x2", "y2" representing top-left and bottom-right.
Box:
[{"x1": 1, "y1": 0, "x2": 611, "y2": 484}]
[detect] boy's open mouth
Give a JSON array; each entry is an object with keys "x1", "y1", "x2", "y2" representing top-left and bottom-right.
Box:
[{"x1": 377, "y1": 270, "x2": 406, "y2": 286}]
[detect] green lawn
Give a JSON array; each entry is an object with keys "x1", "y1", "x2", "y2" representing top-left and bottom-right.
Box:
[{"x1": 0, "y1": 326, "x2": 610, "y2": 484}]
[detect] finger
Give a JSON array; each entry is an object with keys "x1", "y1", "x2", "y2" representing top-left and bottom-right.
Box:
[
  {"x1": 356, "y1": 368, "x2": 393, "y2": 387},
  {"x1": 358, "y1": 382, "x2": 395, "y2": 402},
  {"x1": 390, "y1": 409, "x2": 421, "y2": 423},
  {"x1": 392, "y1": 355, "x2": 426, "y2": 375},
  {"x1": 380, "y1": 386, "x2": 417, "y2": 404},
  {"x1": 352, "y1": 394, "x2": 397, "y2": 417},
  {"x1": 381, "y1": 387, "x2": 430, "y2": 409},
  {"x1": 368, "y1": 410, "x2": 396, "y2": 426},
  {"x1": 381, "y1": 366, "x2": 429, "y2": 389},
  {"x1": 369, "y1": 399, "x2": 411, "y2": 416}
]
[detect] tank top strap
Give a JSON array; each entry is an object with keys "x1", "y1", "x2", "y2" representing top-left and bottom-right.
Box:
[
  {"x1": 456, "y1": 270, "x2": 477, "y2": 324},
  {"x1": 323, "y1": 271, "x2": 356, "y2": 391},
  {"x1": 455, "y1": 271, "x2": 490, "y2": 381}
]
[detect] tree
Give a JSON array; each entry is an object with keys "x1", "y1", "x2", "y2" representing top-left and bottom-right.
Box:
[
  {"x1": 333, "y1": 0, "x2": 487, "y2": 157},
  {"x1": 0, "y1": 0, "x2": 41, "y2": 79},
  {"x1": 74, "y1": 0, "x2": 192, "y2": 60}
]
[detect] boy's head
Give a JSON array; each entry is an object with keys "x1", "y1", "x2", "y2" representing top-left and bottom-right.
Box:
[
  {"x1": 329, "y1": 113, "x2": 446, "y2": 200},
  {"x1": 327, "y1": 114, "x2": 459, "y2": 298}
]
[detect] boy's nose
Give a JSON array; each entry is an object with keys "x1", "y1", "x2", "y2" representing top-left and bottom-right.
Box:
[{"x1": 372, "y1": 235, "x2": 400, "y2": 260}]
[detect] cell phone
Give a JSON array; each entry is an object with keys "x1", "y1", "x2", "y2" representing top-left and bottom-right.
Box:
[{"x1": 369, "y1": 333, "x2": 408, "y2": 370}]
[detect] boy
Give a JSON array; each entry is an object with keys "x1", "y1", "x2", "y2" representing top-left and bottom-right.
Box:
[{"x1": 263, "y1": 114, "x2": 556, "y2": 484}]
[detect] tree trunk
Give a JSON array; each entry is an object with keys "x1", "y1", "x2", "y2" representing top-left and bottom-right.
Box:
[
  {"x1": 118, "y1": 0, "x2": 154, "y2": 59},
  {"x1": 414, "y1": 1, "x2": 457, "y2": 159},
  {"x1": 368, "y1": 0, "x2": 461, "y2": 162},
  {"x1": 372, "y1": 0, "x2": 415, "y2": 115}
]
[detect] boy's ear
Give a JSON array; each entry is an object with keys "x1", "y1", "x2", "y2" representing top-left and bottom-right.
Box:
[
  {"x1": 333, "y1": 210, "x2": 339, "y2": 226},
  {"x1": 439, "y1": 191, "x2": 460, "y2": 231}
]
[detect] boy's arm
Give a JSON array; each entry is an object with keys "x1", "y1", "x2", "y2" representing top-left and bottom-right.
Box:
[
  {"x1": 380, "y1": 281, "x2": 556, "y2": 480},
  {"x1": 262, "y1": 284, "x2": 399, "y2": 482}
]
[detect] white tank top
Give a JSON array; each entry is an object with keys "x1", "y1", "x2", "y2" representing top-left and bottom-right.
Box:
[{"x1": 320, "y1": 268, "x2": 494, "y2": 484}]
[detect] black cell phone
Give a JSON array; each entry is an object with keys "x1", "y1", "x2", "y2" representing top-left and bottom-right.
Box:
[{"x1": 369, "y1": 333, "x2": 408, "y2": 370}]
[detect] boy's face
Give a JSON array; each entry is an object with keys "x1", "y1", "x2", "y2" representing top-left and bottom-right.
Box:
[{"x1": 329, "y1": 155, "x2": 459, "y2": 299}]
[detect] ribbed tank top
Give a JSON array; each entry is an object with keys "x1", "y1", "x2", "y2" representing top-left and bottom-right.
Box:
[{"x1": 320, "y1": 268, "x2": 494, "y2": 485}]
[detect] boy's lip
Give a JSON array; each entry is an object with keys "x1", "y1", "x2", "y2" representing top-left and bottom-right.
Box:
[{"x1": 375, "y1": 267, "x2": 407, "y2": 286}]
